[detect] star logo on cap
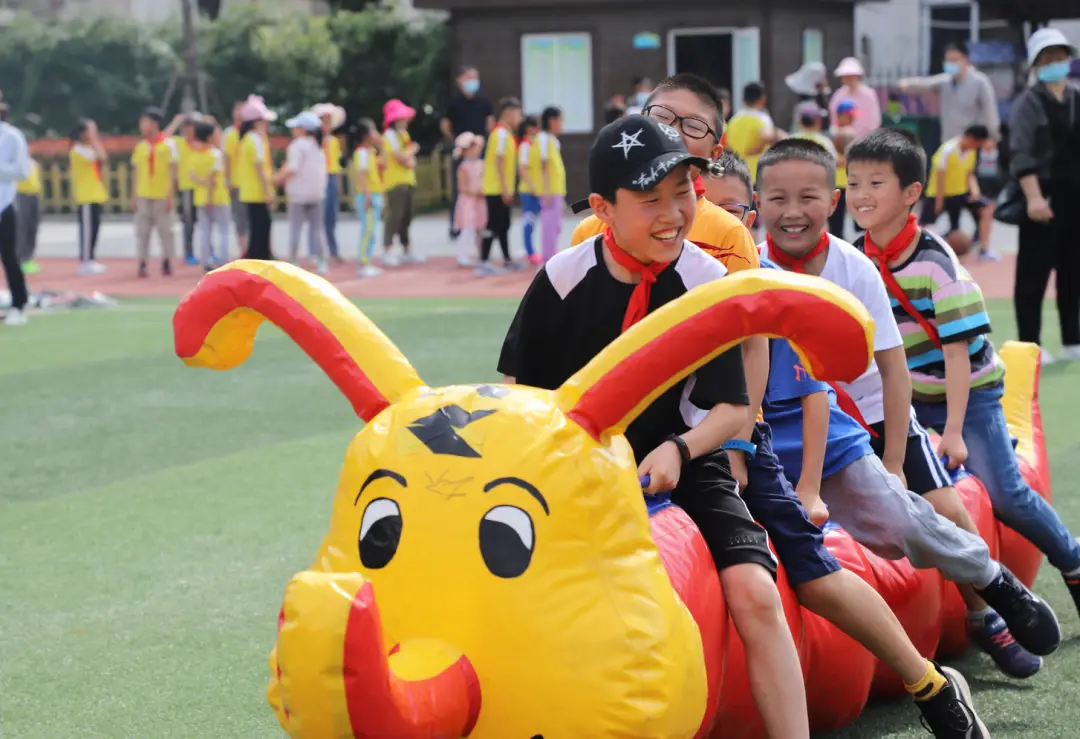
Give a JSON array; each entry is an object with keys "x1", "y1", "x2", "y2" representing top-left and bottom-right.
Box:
[
  {"x1": 612, "y1": 128, "x2": 645, "y2": 159},
  {"x1": 658, "y1": 123, "x2": 681, "y2": 141}
]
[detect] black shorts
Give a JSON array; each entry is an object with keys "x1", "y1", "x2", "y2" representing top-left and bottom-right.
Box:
[
  {"x1": 868, "y1": 416, "x2": 952, "y2": 496},
  {"x1": 743, "y1": 423, "x2": 841, "y2": 585},
  {"x1": 672, "y1": 449, "x2": 778, "y2": 579},
  {"x1": 918, "y1": 194, "x2": 989, "y2": 233}
]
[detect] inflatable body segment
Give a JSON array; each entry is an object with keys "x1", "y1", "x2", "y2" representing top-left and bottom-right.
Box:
[{"x1": 173, "y1": 261, "x2": 1048, "y2": 738}]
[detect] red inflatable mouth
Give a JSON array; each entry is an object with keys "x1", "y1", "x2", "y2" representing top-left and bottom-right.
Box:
[{"x1": 342, "y1": 582, "x2": 482, "y2": 738}]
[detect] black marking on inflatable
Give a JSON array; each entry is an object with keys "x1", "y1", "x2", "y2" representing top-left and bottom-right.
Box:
[{"x1": 408, "y1": 405, "x2": 497, "y2": 457}]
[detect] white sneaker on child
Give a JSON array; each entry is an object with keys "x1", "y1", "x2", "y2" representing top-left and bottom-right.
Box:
[
  {"x1": 357, "y1": 264, "x2": 382, "y2": 278},
  {"x1": 4, "y1": 308, "x2": 27, "y2": 326},
  {"x1": 401, "y1": 252, "x2": 427, "y2": 265},
  {"x1": 77, "y1": 261, "x2": 106, "y2": 275},
  {"x1": 382, "y1": 253, "x2": 402, "y2": 268},
  {"x1": 475, "y1": 263, "x2": 502, "y2": 277},
  {"x1": 1058, "y1": 345, "x2": 1080, "y2": 362},
  {"x1": 315, "y1": 259, "x2": 329, "y2": 276},
  {"x1": 1040, "y1": 347, "x2": 1056, "y2": 366},
  {"x1": 457, "y1": 257, "x2": 476, "y2": 268}
]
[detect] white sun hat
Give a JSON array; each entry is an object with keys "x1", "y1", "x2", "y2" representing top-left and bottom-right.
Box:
[
  {"x1": 786, "y1": 61, "x2": 830, "y2": 96},
  {"x1": 834, "y1": 57, "x2": 865, "y2": 78},
  {"x1": 1027, "y1": 27, "x2": 1078, "y2": 67}
]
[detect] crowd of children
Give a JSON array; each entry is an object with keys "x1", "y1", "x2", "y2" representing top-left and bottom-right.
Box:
[
  {"x1": 513, "y1": 71, "x2": 1080, "y2": 738},
  {"x1": 8, "y1": 89, "x2": 560, "y2": 284},
  {"x1": 10, "y1": 93, "x2": 453, "y2": 279},
  {"x1": 456, "y1": 97, "x2": 568, "y2": 276}
]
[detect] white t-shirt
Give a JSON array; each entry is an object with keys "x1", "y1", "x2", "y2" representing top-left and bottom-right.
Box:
[
  {"x1": 284, "y1": 135, "x2": 328, "y2": 204},
  {"x1": 761, "y1": 234, "x2": 904, "y2": 425}
]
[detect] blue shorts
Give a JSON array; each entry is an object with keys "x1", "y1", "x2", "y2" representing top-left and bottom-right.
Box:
[{"x1": 743, "y1": 422, "x2": 842, "y2": 585}]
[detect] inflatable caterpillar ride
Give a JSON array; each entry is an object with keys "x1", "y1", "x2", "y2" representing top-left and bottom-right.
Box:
[{"x1": 173, "y1": 260, "x2": 1051, "y2": 739}]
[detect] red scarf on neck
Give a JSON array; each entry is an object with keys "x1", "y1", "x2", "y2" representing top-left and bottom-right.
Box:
[
  {"x1": 146, "y1": 134, "x2": 165, "y2": 178},
  {"x1": 693, "y1": 174, "x2": 706, "y2": 199},
  {"x1": 862, "y1": 214, "x2": 941, "y2": 348},
  {"x1": 603, "y1": 227, "x2": 670, "y2": 332},
  {"x1": 765, "y1": 231, "x2": 830, "y2": 273},
  {"x1": 766, "y1": 230, "x2": 879, "y2": 437}
]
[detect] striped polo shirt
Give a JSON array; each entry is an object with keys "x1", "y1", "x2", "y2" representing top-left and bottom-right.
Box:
[{"x1": 856, "y1": 229, "x2": 1004, "y2": 401}]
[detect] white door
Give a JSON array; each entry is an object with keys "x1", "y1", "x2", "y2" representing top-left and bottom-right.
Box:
[{"x1": 732, "y1": 27, "x2": 761, "y2": 102}]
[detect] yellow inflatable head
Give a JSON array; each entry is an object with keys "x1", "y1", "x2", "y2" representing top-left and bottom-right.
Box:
[{"x1": 173, "y1": 260, "x2": 873, "y2": 739}]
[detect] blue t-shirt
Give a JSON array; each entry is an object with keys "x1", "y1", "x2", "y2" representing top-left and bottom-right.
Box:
[{"x1": 762, "y1": 338, "x2": 873, "y2": 484}]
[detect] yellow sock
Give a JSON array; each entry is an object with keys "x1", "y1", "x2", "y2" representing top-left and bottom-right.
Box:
[{"x1": 905, "y1": 660, "x2": 948, "y2": 701}]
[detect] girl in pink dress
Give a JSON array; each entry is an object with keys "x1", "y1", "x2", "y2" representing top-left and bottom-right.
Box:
[{"x1": 453, "y1": 132, "x2": 487, "y2": 267}]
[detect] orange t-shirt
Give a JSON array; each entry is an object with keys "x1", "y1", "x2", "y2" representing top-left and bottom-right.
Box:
[{"x1": 570, "y1": 196, "x2": 760, "y2": 274}]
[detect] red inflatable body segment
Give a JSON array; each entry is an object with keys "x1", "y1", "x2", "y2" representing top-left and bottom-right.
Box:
[
  {"x1": 648, "y1": 342, "x2": 1049, "y2": 734},
  {"x1": 803, "y1": 527, "x2": 877, "y2": 731}
]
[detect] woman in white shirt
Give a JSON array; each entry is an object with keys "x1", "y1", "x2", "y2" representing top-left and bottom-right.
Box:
[{"x1": 275, "y1": 110, "x2": 329, "y2": 274}]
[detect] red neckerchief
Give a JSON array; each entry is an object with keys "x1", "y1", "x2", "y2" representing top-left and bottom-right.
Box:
[
  {"x1": 146, "y1": 134, "x2": 165, "y2": 178},
  {"x1": 863, "y1": 214, "x2": 941, "y2": 348},
  {"x1": 693, "y1": 174, "x2": 706, "y2": 198},
  {"x1": 765, "y1": 230, "x2": 830, "y2": 273},
  {"x1": 603, "y1": 227, "x2": 670, "y2": 333},
  {"x1": 766, "y1": 231, "x2": 879, "y2": 437}
]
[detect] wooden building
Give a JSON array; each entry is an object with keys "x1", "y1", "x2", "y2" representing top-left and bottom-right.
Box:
[{"x1": 415, "y1": 0, "x2": 862, "y2": 197}]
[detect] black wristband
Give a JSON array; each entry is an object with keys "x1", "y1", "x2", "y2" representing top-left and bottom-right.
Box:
[{"x1": 666, "y1": 434, "x2": 692, "y2": 466}]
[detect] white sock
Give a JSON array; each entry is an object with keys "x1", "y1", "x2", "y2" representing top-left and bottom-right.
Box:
[
  {"x1": 1063, "y1": 564, "x2": 1080, "y2": 578},
  {"x1": 966, "y1": 606, "x2": 993, "y2": 624}
]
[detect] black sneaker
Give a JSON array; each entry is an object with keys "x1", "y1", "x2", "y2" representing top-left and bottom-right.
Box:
[
  {"x1": 968, "y1": 611, "x2": 1042, "y2": 679},
  {"x1": 137, "y1": 261, "x2": 148, "y2": 278},
  {"x1": 1063, "y1": 571, "x2": 1080, "y2": 617},
  {"x1": 975, "y1": 565, "x2": 1060, "y2": 656},
  {"x1": 162, "y1": 259, "x2": 172, "y2": 277},
  {"x1": 916, "y1": 664, "x2": 989, "y2": 738}
]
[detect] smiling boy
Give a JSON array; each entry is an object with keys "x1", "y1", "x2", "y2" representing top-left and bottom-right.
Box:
[
  {"x1": 501, "y1": 115, "x2": 809, "y2": 739},
  {"x1": 847, "y1": 127, "x2": 1080, "y2": 634},
  {"x1": 757, "y1": 138, "x2": 1060, "y2": 676},
  {"x1": 572, "y1": 74, "x2": 766, "y2": 491}
]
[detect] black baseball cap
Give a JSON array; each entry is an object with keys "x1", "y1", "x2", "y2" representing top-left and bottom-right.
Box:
[{"x1": 570, "y1": 114, "x2": 710, "y2": 214}]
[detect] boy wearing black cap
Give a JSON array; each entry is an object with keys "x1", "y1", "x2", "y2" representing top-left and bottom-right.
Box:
[{"x1": 498, "y1": 115, "x2": 809, "y2": 738}]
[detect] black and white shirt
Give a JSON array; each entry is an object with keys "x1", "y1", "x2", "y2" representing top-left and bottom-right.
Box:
[{"x1": 498, "y1": 236, "x2": 748, "y2": 461}]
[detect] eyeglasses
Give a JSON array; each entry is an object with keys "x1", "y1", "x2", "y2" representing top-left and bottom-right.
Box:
[
  {"x1": 643, "y1": 104, "x2": 718, "y2": 141},
  {"x1": 718, "y1": 202, "x2": 752, "y2": 222}
]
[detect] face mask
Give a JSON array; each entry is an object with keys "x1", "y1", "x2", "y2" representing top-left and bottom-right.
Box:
[
  {"x1": 943, "y1": 61, "x2": 962, "y2": 77},
  {"x1": 635, "y1": 91, "x2": 650, "y2": 105},
  {"x1": 1037, "y1": 60, "x2": 1072, "y2": 84},
  {"x1": 462, "y1": 79, "x2": 481, "y2": 95}
]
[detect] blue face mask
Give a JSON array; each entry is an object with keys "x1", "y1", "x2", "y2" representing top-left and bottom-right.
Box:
[
  {"x1": 943, "y1": 61, "x2": 962, "y2": 77},
  {"x1": 462, "y1": 79, "x2": 481, "y2": 95},
  {"x1": 635, "y1": 91, "x2": 651, "y2": 106},
  {"x1": 1037, "y1": 60, "x2": 1072, "y2": 84}
]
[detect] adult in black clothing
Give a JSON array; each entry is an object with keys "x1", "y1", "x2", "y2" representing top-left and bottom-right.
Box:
[
  {"x1": 441, "y1": 65, "x2": 494, "y2": 239},
  {"x1": 1009, "y1": 28, "x2": 1080, "y2": 363}
]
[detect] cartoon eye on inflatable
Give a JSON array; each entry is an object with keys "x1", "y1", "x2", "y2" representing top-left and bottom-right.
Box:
[
  {"x1": 359, "y1": 498, "x2": 403, "y2": 569},
  {"x1": 480, "y1": 505, "x2": 535, "y2": 578}
]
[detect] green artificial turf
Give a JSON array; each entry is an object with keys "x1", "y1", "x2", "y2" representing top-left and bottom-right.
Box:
[{"x1": 1, "y1": 298, "x2": 1079, "y2": 738}]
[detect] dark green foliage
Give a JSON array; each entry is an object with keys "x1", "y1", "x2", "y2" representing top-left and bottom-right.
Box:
[{"x1": 0, "y1": 5, "x2": 449, "y2": 149}]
